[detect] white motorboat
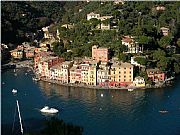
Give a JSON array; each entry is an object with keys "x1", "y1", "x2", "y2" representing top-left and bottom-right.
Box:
[
  {"x1": 159, "y1": 110, "x2": 168, "y2": 114},
  {"x1": 12, "y1": 89, "x2": 17, "y2": 94},
  {"x1": 40, "y1": 106, "x2": 59, "y2": 114},
  {"x1": 128, "y1": 88, "x2": 134, "y2": 92}
]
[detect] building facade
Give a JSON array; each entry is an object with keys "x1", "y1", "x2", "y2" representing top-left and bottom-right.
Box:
[
  {"x1": 133, "y1": 76, "x2": 145, "y2": 87},
  {"x1": 87, "y1": 12, "x2": 100, "y2": 20},
  {"x1": 146, "y1": 68, "x2": 165, "y2": 82},
  {"x1": 122, "y1": 36, "x2": 142, "y2": 53},
  {"x1": 92, "y1": 45, "x2": 109, "y2": 62}
]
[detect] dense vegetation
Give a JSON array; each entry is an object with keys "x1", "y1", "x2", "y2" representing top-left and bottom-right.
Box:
[
  {"x1": 25, "y1": 117, "x2": 83, "y2": 135},
  {"x1": 1, "y1": 1, "x2": 65, "y2": 44},
  {"x1": 2, "y1": 1, "x2": 180, "y2": 74},
  {"x1": 50, "y1": 1, "x2": 180, "y2": 74}
]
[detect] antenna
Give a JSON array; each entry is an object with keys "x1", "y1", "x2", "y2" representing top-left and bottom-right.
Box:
[{"x1": 16, "y1": 100, "x2": 23, "y2": 135}]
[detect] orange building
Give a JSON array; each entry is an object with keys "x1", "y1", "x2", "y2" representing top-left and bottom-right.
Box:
[
  {"x1": 34, "y1": 51, "x2": 53, "y2": 69},
  {"x1": 92, "y1": 45, "x2": 109, "y2": 62}
]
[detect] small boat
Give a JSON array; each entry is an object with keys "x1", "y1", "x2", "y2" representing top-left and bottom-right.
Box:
[
  {"x1": 159, "y1": 110, "x2": 168, "y2": 113},
  {"x1": 40, "y1": 106, "x2": 59, "y2": 114},
  {"x1": 12, "y1": 89, "x2": 17, "y2": 94},
  {"x1": 101, "y1": 93, "x2": 104, "y2": 97},
  {"x1": 32, "y1": 77, "x2": 39, "y2": 81},
  {"x1": 14, "y1": 73, "x2": 17, "y2": 76},
  {"x1": 128, "y1": 88, "x2": 134, "y2": 92},
  {"x1": 25, "y1": 73, "x2": 28, "y2": 75}
]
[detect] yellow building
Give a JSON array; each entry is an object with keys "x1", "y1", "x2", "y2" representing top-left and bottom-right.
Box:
[
  {"x1": 133, "y1": 76, "x2": 145, "y2": 87},
  {"x1": 10, "y1": 49, "x2": 24, "y2": 59},
  {"x1": 88, "y1": 60, "x2": 98, "y2": 86},
  {"x1": 110, "y1": 61, "x2": 133, "y2": 86}
]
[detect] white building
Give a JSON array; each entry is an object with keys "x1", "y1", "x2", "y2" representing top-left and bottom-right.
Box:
[
  {"x1": 87, "y1": 12, "x2": 100, "y2": 20},
  {"x1": 121, "y1": 36, "x2": 142, "y2": 53},
  {"x1": 133, "y1": 76, "x2": 145, "y2": 87}
]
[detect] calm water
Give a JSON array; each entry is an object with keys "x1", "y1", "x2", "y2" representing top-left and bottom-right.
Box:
[{"x1": 2, "y1": 68, "x2": 180, "y2": 135}]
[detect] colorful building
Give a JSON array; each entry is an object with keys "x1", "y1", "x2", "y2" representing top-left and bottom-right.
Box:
[
  {"x1": 133, "y1": 76, "x2": 145, "y2": 87},
  {"x1": 38, "y1": 56, "x2": 64, "y2": 77},
  {"x1": 70, "y1": 64, "x2": 82, "y2": 84},
  {"x1": 34, "y1": 51, "x2": 53, "y2": 69},
  {"x1": 109, "y1": 61, "x2": 134, "y2": 86},
  {"x1": 88, "y1": 60, "x2": 98, "y2": 86},
  {"x1": 24, "y1": 47, "x2": 35, "y2": 59},
  {"x1": 49, "y1": 61, "x2": 73, "y2": 83},
  {"x1": 146, "y1": 68, "x2": 165, "y2": 82},
  {"x1": 92, "y1": 45, "x2": 109, "y2": 62},
  {"x1": 10, "y1": 49, "x2": 24, "y2": 59}
]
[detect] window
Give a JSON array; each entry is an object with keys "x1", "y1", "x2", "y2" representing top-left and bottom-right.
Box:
[{"x1": 124, "y1": 71, "x2": 126, "y2": 74}]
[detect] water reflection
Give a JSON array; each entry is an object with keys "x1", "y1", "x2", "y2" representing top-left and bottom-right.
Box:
[{"x1": 38, "y1": 81, "x2": 146, "y2": 114}]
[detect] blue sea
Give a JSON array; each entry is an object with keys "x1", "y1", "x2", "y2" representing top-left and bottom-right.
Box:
[{"x1": 2, "y1": 68, "x2": 180, "y2": 135}]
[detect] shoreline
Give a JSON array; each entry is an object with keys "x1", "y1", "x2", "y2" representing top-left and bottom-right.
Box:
[
  {"x1": 4, "y1": 60, "x2": 174, "y2": 91},
  {"x1": 38, "y1": 77, "x2": 166, "y2": 91}
]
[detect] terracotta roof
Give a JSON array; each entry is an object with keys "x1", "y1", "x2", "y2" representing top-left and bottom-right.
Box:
[{"x1": 122, "y1": 36, "x2": 134, "y2": 43}]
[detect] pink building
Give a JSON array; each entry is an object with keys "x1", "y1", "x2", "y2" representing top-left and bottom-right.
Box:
[
  {"x1": 34, "y1": 51, "x2": 53, "y2": 69},
  {"x1": 146, "y1": 68, "x2": 165, "y2": 82},
  {"x1": 92, "y1": 45, "x2": 109, "y2": 62},
  {"x1": 38, "y1": 56, "x2": 64, "y2": 77}
]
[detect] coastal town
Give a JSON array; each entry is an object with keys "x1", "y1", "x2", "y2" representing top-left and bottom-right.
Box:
[
  {"x1": 2, "y1": 1, "x2": 180, "y2": 135},
  {"x1": 1, "y1": 1, "x2": 180, "y2": 90}
]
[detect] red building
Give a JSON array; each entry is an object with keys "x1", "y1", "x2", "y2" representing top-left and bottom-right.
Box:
[{"x1": 146, "y1": 68, "x2": 165, "y2": 82}]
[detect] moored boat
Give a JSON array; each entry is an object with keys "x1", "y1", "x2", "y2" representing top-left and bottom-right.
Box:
[
  {"x1": 40, "y1": 106, "x2": 59, "y2": 114},
  {"x1": 128, "y1": 88, "x2": 134, "y2": 92},
  {"x1": 159, "y1": 110, "x2": 168, "y2": 113},
  {"x1": 12, "y1": 89, "x2": 17, "y2": 94}
]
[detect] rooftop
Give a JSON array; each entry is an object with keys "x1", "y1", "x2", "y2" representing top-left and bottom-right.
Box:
[
  {"x1": 122, "y1": 36, "x2": 134, "y2": 43},
  {"x1": 146, "y1": 68, "x2": 164, "y2": 74},
  {"x1": 120, "y1": 62, "x2": 133, "y2": 68}
]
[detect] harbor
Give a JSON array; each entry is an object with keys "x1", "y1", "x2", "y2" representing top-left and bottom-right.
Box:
[{"x1": 2, "y1": 68, "x2": 180, "y2": 135}]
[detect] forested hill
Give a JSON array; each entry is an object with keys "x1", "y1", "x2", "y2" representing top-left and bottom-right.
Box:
[
  {"x1": 2, "y1": 1, "x2": 180, "y2": 46},
  {"x1": 1, "y1": 1, "x2": 65, "y2": 44}
]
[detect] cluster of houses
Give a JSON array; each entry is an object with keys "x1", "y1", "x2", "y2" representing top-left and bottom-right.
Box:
[
  {"x1": 34, "y1": 45, "x2": 166, "y2": 88},
  {"x1": 87, "y1": 12, "x2": 114, "y2": 30},
  {"x1": 9, "y1": 42, "x2": 51, "y2": 60}
]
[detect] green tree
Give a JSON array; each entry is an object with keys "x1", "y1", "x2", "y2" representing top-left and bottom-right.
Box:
[
  {"x1": 52, "y1": 40, "x2": 66, "y2": 56},
  {"x1": 158, "y1": 36, "x2": 172, "y2": 48},
  {"x1": 134, "y1": 57, "x2": 147, "y2": 66},
  {"x1": 152, "y1": 49, "x2": 166, "y2": 61},
  {"x1": 156, "y1": 56, "x2": 170, "y2": 71},
  {"x1": 176, "y1": 38, "x2": 180, "y2": 47},
  {"x1": 118, "y1": 53, "x2": 127, "y2": 62},
  {"x1": 174, "y1": 62, "x2": 180, "y2": 74}
]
